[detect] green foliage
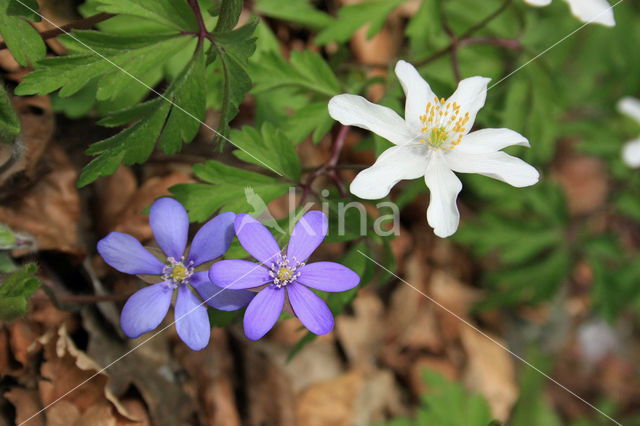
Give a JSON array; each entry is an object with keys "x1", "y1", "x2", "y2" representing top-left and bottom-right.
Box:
[
  {"x1": 0, "y1": 0, "x2": 45, "y2": 67},
  {"x1": 10, "y1": 0, "x2": 258, "y2": 187},
  {"x1": 77, "y1": 49, "x2": 206, "y2": 187},
  {"x1": 314, "y1": 0, "x2": 407, "y2": 45},
  {"x1": 170, "y1": 159, "x2": 290, "y2": 222},
  {"x1": 255, "y1": 0, "x2": 333, "y2": 30},
  {"x1": 0, "y1": 84, "x2": 19, "y2": 143},
  {"x1": 455, "y1": 182, "x2": 571, "y2": 308},
  {"x1": 249, "y1": 49, "x2": 340, "y2": 97},
  {"x1": 379, "y1": 370, "x2": 494, "y2": 426},
  {"x1": 230, "y1": 123, "x2": 301, "y2": 180},
  {"x1": 0, "y1": 263, "x2": 39, "y2": 322}
]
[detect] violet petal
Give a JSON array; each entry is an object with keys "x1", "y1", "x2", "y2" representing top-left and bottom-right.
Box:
[
  {"x1": 120, "y1": 282, "x2": 172, "y2": 338},
  {"x1": 209, "y1": 259, "x2": 272, "y2": 289},
  {"x1": 150, "y1": 198, "x2": 189, "y2": 260},
  {"x1": 234, "y1": 213, "x2": 281, "y2": 265},
  {"x1": 187, "y1": 211, "x2": 236, "y2": 267},
  {"x1": 287, "y1": 283, "x2": 334, "y2": 335},
  {"x1": 286, "y1": 211, "x2": 328, "y2": 262},
  {"x1": 243, "y1": 286, "x2": 284, "y2": 340},
  {"x1": 191, "y1": 271, "x2": 254, "y2": 311},
  {"x1": 98, "y1": 232, "x2": 165, "y2": 275},
  {"x1": 175, "y1": 285, "x2": 210, "y2": 351},
  {"x1": 297, "y1": 262, "x2": 360, "y2": 292}
]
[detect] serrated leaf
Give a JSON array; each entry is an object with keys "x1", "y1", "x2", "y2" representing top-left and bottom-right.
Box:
[
  {"x1": 0, "y1": 263, "x2": 39, "y2": 322},
  {"x1": 248, "y1": 49, "x2": 340, "y2": 97},
  {"x1": 214, "y1": 0, "x2": 242, "y2": 33},
  {"x1": 230, "y1": 123, "x2": 301, "y2": 180},
  {"x1": 93, "y1": 0, "x2": 197, "y2": 32},
  {"x1": 314, "y1": 0, "x2": 406, "y2": 45},
  {"x1": 16, "y1": 32, "x2": 191, "y2": 99},
  {"x1": 0, "y1": 0, "x2": 46, "y2": 66},
  {"x1": 284, "y1": 102, "x2": 333, "y2": 145},
  {"x1": 170, "y1": 160, "x2": 291, "y2": 222},
  {"x1": 255, "y1": 0, "x2": 333, "y2": 30},
  {"x1": 7, "y1": 0, "x2": 39, "y2": 21},
  {"x1": 77, "y1": 49, "x2": 205, "y2": 187},
  {"x1": 213, "y1": 18, "x2": 257, "y2": 137}
]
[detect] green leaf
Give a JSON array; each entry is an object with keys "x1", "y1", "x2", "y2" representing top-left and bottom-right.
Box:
[
  {"x1": 0, "y1": 263, "x2": 39, "y2": 322},
  {"x1": 93, "y1": 0, "x2": 197, "y2": 32},
  {"x1": 170, "y1": 160, "x2": 291, "y2": 222},
  {"x1": 0, "y1": 85, "x2": 20, "y2": 143},
  {"x1": 231, "y1": 123, "x2": 301, "y2": 180},
  {"x1": 7, "y1": 0, "x2": 40, "y2": 21},
  {"x1": 314, "y1": 0, "x2": 406, "y2": 45},
  {"x1": 248, "y1": 49, "x2": 340, "y2": 97},
  {"x1": 255, "y1": 0, "x2": 333, "y2": 30},
  {"x1": 16, "y1": 32, "x2": 192, "y2": 99},
  {"x1": 379, "y1": 370, "x2": 494, "y2": 426},
  {"x1": 77, "y1": 48, "x2": 206, "y2": 187},
  {"x1": 284, "y1": 102, "x2": 334, "y2": 145},
  {"x1": 214, "y1": 0, "x2": 242, "y2": 33},
  {"x1": 212, "y1": 18, "x2": 258, "y2": 137},
  {"x1": 0, "y1": 0, "x2": 46, "y2": 66}
]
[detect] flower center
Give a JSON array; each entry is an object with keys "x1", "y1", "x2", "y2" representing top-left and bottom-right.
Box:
[
  {"x1": 269, "y1": 255, "x2": 304, "y2": 288},
  {"x1": 419, "y1": 96, "x2": 470, "y2": 151},
  {"x1": 162, "y1": 257, "x2": 194, "y2": 287}
]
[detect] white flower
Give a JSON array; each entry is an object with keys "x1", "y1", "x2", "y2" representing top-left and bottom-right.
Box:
[
  {"x1": 618, "y1": 97, "x2": 640, "y2": 168},
  {"x1": 328, "y1": 61, "x2": 539, "y2": 238},
  {"x1": 524, "y1": 0, "x2": 615, "y2": 27}
]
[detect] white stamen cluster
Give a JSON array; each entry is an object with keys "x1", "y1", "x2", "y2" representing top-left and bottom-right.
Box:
[
  {"x1": 269, "y1": 255, "x2": 304, "y2": 288},
  {"x1": 162, "y1": 256, "x2": 195, "y2": 288}
]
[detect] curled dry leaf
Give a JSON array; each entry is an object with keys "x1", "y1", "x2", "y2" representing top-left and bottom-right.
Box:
[
  {"x1": 33, "y1": 325, "x2": 138, "y2": 426},
  {"x1": 0, "y1": 143, "x2": 81, "y2": 254}
]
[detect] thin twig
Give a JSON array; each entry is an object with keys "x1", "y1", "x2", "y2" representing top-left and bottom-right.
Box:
[{"x1": 0, "y1": 12, "x2": 114, "y2": 51}]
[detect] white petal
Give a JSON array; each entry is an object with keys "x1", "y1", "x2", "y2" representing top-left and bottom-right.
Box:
[
  {"x1": 445, "y1": 150, "x2": 540, "y2": 187},
  {"x1": 455, "y1": 128, "x2": 530, "y2": 154},
  {"x1": 395, "y1": 60, "x2": 437, "y2": 133},
  {"x1": 622, "y1": 138, "x2": 640, "y2": 168},
  {"x1": 524, "y1": 0, "x2": 552, "y2": 6},
  {"x1": 445, "y1": 76, "x2": 491, "y2": 136},
  {"x1": 566, "y1": 0, "x2": 615, "y2": 26},
  {"x1": 328, "y1": 94, "x2": 416, "y2": 145},
  {"x1": 424, "y1": 154, "x2": 462, "y2": 238},
  {"x1": 618, "y1": 97, "x2": 640, "y2": 124},
  {"x1": 350, "y1": 145, "x2": 428, "y2": 199}
]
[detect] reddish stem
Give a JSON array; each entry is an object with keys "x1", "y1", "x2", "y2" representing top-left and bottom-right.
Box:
[
  {"x1": 300, "y1": 125, "x2": 350, "y2": 203},
  {"x1": 187, "y1": 0, "x2": 214, "y2": 48}
]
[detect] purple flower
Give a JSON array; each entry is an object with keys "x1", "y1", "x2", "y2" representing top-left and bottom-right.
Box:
[
  {"x1": 97, "y1": 198, "x2": 254, "y2": 350},
  {"x1": 209, "y1": 211, "x2": 360, "y2": 340}
]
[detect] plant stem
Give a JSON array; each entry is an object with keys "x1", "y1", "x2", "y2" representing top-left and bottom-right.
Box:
[
  {"x1": 461, "y1": 0, "x2": 513, "y2": 38},
  {"x1": 414, "y1": 0, "x2": 515, "y2": 67},
  {"x1": 300, "y1": 125, "x2": 350, "y2": 203},
  {"x1": 187, "y1": 0, "x2": 215, "y2": 48},
  {"x1": 0, "y1": 12, "x2": 115, "y2": 51}
]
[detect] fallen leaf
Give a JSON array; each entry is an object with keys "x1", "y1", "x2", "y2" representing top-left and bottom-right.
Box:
[
  {"x1": 460, "y1": 327, "x2": 518, "y2": 422},
  {"x1": 296, "y1": 370, "x2": 363, "y2": 426},
  {"x1": 0, "y1": 143, "x2": 81, "y2": 254}
]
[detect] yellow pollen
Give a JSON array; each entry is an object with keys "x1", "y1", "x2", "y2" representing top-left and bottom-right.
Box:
[
  {"x1": 171, "y1": 264, "x2": 188, "y2": 282},
  {"x1": 419, "y1": 97, "x2": 469, "y2": 151},
  {"x1": 277, "y1": 267, "x2": 293, "y2": 282}
]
